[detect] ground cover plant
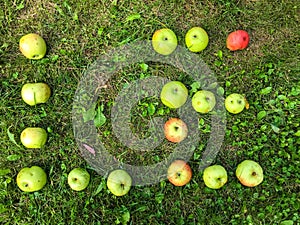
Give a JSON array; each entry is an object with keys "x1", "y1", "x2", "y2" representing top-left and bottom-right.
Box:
[{"x1": 0, "y1": 0, "x2": 299, "y2": 224}]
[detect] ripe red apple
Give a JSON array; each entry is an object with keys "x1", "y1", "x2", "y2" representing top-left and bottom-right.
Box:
[
  {"x1": 167, "y1": 160, "x2": 192, "y2": 186},
  {"x1": 164, "y1": 118, "x2": 188, "y2": 143},
  {"x1": 226, "y1": 30, "x2": 250, "y2": 51}
]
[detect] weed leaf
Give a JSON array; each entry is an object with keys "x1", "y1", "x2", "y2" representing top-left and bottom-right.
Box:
[
  {"x1": 94, "y1": 105, "x2": 106, "y2": 127},
  {"x1": 7, "y1": 127, "x2": 20, "y2": 147},
  {"x1": 0, "y1": 169, "x2": 11, "y2": 176},
  {"x1": 257, "y1": 111, "x2": 267, "y2": 120},
  {"x1": 126, "y1": 13, "x2": 141, "y2": 21},
  {"x1": 260, "y1": 87, "x2": 272, "y2": 95}
]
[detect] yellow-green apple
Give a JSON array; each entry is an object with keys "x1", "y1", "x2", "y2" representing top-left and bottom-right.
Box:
[
  {"x1": 20, "y1": 127, "x2": 47, "y2": 148},
  {"x1": 21, "y1": 82, "x2": 51, "y2": 106},
  {"x1": 236, "y1": 160, "x2": 263, "y2": 187},
  {"x1": 152, "y1": 28, "x2": 178, "y2": 55},
  {"x1": 226, "y1": 30, "x2": 250, "y2": 51},
  {"x1": 160, "y1": 81, "x2": 188, "y2": 109},
  {"x1": 19, "y1": 33, "x2": 47, "y2": 59},
  {"x1": 16, "y1": 166, "x2": 47, "y2": 192},
  {"x1": 185, "y1": 27, "x2": 209, "y2": 52},
  {"x1": 225, "y1": 93, "x2": 246, "y2": 114},
  {"x1": 167, "y1": 159, "x2": 192, "y2": 186},
  {"x1": 107, "y1": 169, "x2": 132, "y2": 196},
  {"x1": 192, "y1": 90, "x2": 216, "y2": 113},
  {"x1": 67, "y1": 168, "x2": 90, "y2": 191},
  {"x1": 164, "y1": 118, "x2": 188, "y2": 143},
  {"x1": 203, "y1": 165, "x2": 228, "y2": 189}
]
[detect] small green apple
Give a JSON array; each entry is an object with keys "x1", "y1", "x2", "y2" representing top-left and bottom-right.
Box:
[
  {"x1": 20, "y1": 127, "x2": 47, "y2": 148},
  {"x1": 236, "y1": 160, "x2": 263, "y2": 187},
  {"x1": 160, "y1": 81, "x2": 188, "y2": 108},
  {"x1": 225, "y1": 93, "x2": 246, "y2": 114},
  {"x1": 164, "y1": 118, "x2": 188, "y2": 143},
  {"x1": 192, "y1": 90, "x2": 216, "y2": 113},
  {"x1": 152, "y1": 28, "x2": 178, "y2": 55},
  {"x1": 21, "y1": 82, "x2": 51, "y2": 106},
  {"x1": 19, "y1": 33, "x2": 47, "y2": 59},
  {"x1": 185, "y1": 27, "x2": 209, "y2": 52},
  {"x1": 167, "y1": 160, "x2": 192, "y2": 186},
  {"x1": 16, "y1": 166, "x2": 47, "y2": 192},
  {"x1": 67, "y1": 168, "x2": 90, "y2": 191},
  {"x1": 203, "y1": 165, "x2": 228, "y2": 189},
  {"x1": 107, "y1": 169, "x2": 132, "y2": 196}
]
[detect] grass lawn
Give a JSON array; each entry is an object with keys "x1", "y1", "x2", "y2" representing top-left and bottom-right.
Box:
[{"x1": 0, "y1": 0, "x2": 299, "y2": 224}]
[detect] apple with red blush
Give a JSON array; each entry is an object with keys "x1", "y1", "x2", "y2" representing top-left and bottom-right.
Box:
[
  {"x1": 226, "y1": 30, "x2": 250, "y2": 51},
  {"x1": 164, "y1": 118, "x2": 188, "y2": 143}
]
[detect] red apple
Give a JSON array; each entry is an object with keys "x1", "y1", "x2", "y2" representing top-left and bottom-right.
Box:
[
  {"x1": 167, "y1": 160, "x2": 192, "y2": 186},
  {"x1": 164, "y1": 118, "x2": 188, "y2": 143},
  {"x1": 226, "y1": 30, "x2": 250, "y2": 51}
]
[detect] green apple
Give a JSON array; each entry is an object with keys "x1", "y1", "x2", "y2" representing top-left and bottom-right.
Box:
[
  {"x1": 21, "y1": 82, "x2": 51, "y2": 106},
  {"x1": 167, "y1": 160, "x2": 192, "y2": 186},
  {"x1": 160, "y1": 81, "x2": 188, "y2": 109},
  {"x1": 225, "y1": 93, "x2": 246, "y2": 114},
  {"x1": 107, "y1": 169, "x2": 132, "y2": 196},
  {"x1": 236, "y1": 160, "x2": 263, "y2": 187},
  {"x1": 16, "y1": 166, "x2": 47, "y2": 192},
  {"x1": 152, "y1": 28, "x2": 178, "y2": 55},
  {"x1": 185, "y1": 27, "x2": 209, "y2": 52},
  {"x1": 67, "y1": 168, "x2": 90, "y2": 191},
  {"x1": 20, "y1": 127, "x2": 47, "y2": 148},
  {"x1": 164, "y1": 118, "x2": 188, "y2": 143},
  {"x1": 19, "y1": 33, "x2": 47, "y2": 59},
  {"x1": 203, "y1": 165, "x2": 228, "y2": 189},
  {"x1": 192, "y1": 90, "x2": 216, "y2": 113}
]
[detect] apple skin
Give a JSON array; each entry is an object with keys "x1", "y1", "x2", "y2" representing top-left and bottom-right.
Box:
[
  {"x1": 225, "y1": 93, "x2": 246, "y2": 114},
  {"x1": 167, "y1": 160, "x2": 192, "y2": 186},
  {"x1": 21, "y1": 83, "x2": 51, "y2": 106},
  {"x1": 107, "y1": 169, "x2": 132, "y2": 196},
  {"x1": 185, "y1": 27, "x2": 209, "y2": 52},
  {"x1": 152, "y1": 28, "x2": 178, "y2": 55},
  {"x1": 192, "y1": 90, "x2": 216, "y2": 113},
  {"x1": 203, "y1": 165, "x2": 228, "y2": 189},
  {"x1": 19, "y1": 33, "x2": 47, "y2": 59},
  {"x1": 236, "y1": 160, "x2": 263, "y2": 187},
  {"x1": 160, "y1": 81, "x2": 188, "y2": 109},
  {"x1": 16, "y1": 166, "x2": 47, "y2": 192},
  {"x1": 164, "y1": 118, "x2": 188, "y2": 143},
  {"x1": 20, "y1": 127, "x2": 47, "y2": 148},
  {"x1": 67, "y1": 168, "x2": 90, "y2": 191},
  {"x1": 226, "y1": 30, "x2": 250, "y2": 51}
]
